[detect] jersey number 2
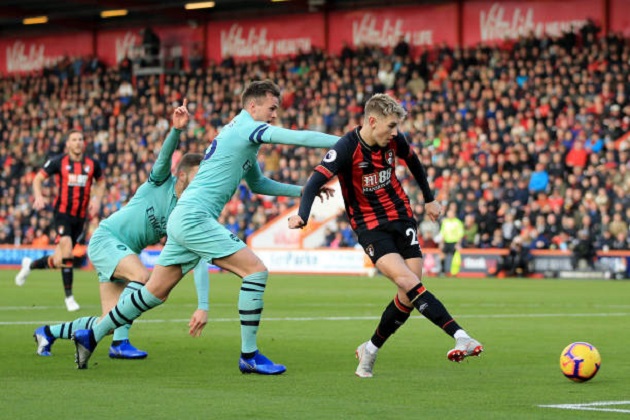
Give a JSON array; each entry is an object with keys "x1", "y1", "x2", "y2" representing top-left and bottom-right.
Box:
[
  {"x1": 203, "y1": 140, "x2": 217, "y2": 161},
  {"x1": 406, "y1": 228, "x2": 419, "y2": 246}
]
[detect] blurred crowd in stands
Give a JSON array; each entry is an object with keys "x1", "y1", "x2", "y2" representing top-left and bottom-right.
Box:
[{"x1": 1, "y1": 20, "x2": 629, "y2": 265}]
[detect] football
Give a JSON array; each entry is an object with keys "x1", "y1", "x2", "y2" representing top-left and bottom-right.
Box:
[{"x1": 559, "y1": 342, "x2": 601, "y2": 382}]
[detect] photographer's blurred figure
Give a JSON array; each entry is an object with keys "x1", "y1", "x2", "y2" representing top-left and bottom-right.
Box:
[
  {"x1": 503, "y1": 236, "x2": 531, "y2": 277},
  {"x1": 140, "y1": 27, "x2": 160, "y2": 66},
  {"x1": 572, "y1": 229, "x2": 596, "y2": 269}
]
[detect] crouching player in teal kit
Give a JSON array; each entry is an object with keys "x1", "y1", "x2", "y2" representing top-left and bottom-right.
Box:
[
  {"x1": 34, "y1": 100, "x2": 209, "y2": 359},
  {"x1": 73, "y1": 80, "x2": 337, "y2": 373}
]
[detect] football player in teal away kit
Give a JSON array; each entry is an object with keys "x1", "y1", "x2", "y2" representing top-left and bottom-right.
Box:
[
  {"x1": 35, "y1": 100, "x2": 209, "y2": 359},
  {"x1": 73, "y1": 80, "x2": 337, "y2": 373}
]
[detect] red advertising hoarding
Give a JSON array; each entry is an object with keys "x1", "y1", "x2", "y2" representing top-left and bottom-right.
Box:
[
  {"x1": 463, "y1": 0, "x2": 604, "y2": 46},
  {"x1": 206, "y1": 13, "x2": 325, "y2": 63},
  {"x1": 327, "y1": 4, "x2": 458, "y2": 56},
  {"x1": 96, "y1": 29, "x2": 138, "y2": 67},
  {"x1": 96, "y1": 25, "x2": 204, "y2": 68},
  {"x1": 610, "y1": 0, "x2": 630, "y2": 37},
  {"x1": 0, "y1": 33, "x2": 93, "y2": 75}
]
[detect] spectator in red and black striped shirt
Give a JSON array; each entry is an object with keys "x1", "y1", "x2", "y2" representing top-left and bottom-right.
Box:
[
  {"x1": 15, "y1": 130, "x2": 104, "y2": 312},
  {"x1": 289, "y1": 93, "x2": 483, "y2": 377}
]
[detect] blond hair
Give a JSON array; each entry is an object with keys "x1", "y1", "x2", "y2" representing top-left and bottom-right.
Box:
[{"x1": 364, "y1": 94, "x2": 407, "y2": 120}]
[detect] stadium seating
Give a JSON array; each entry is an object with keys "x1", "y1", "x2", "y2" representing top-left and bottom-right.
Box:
[{"x1": 0, "y1": 24, "x2": 628, "y2": 263}]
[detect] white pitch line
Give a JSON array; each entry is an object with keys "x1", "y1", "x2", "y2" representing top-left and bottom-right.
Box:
[
  {"x1": 0, "y1": 303, "x2": 380, "y2": 311},
  {"x1": 0, "y1": 312, "x2": 629, "y2": 326},
  {"x1": 3, "y1": 303, "x2": 630, "y2": 311},
  {"x1": 539, "y1": 401, "x2": 630, "y2": 414}
]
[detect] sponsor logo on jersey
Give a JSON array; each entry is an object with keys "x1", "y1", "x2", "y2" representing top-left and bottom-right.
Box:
[
  {"x1": 361, "y1": 168, "x2": 392, "y2": 192},
  {"x1": 146, "y1": 206, "x2": 167, "y2": 236},
  {"x1": 68, "y1": 174, "x2": 89, "y2": 187}
]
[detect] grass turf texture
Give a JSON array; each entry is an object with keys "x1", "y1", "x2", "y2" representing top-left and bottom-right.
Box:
[{"x1": 1, "y1": 270, "x2": 629, "y2": 419}]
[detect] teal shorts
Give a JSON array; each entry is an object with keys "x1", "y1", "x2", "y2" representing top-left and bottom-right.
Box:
[
  {"x1": 87, "y1": 227, "x2": 137, "y2": 283},
  {"x1": 158, "y1": 207, "x2": 246, "y2": 274}
]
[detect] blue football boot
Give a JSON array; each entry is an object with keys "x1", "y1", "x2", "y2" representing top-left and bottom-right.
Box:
[
  {"x1": 109, "y1": 340, "x2": 148, "y2": 359},
  {"x1": 239, "y1": 351, "x2": 286, "y2": 375},
  {"x1": 72, "y1": 329, "x2": 97, "y2": 369},
  {"x1": 33, "y1": 326, "x2": 56, "y2": 356}
]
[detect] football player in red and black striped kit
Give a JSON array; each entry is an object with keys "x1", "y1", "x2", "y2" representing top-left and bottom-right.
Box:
[
  {"x1": 15, "y1": 130, "x2": 104, "y2": 312},
  {"x1": 289, "y1": 93, "x2": 483, "y2": 377}
]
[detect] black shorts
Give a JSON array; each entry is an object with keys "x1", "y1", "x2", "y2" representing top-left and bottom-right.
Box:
[
  {"x1": 54, "y1": 213, "x2": 85, "y2": 245},
  {"x1": 357, "y1": 220, "x2": 423, "y2": 264},
  {"x1": 443, "y1": 242, "x2": 457, "y2": 254}
]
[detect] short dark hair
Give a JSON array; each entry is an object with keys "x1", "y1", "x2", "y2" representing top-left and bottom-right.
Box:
[
  {"x1": 177, "y1": 153, "x2": 203, "y2": 174},
  {"x1": 241, "y1": 80, "x2": 281, "y2": 107},
  {"x1": 66, "y1": 129, "x2": 83, "y2": 141}
]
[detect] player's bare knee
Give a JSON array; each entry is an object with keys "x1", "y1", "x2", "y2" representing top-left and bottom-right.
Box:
[
  {"x1": 394, "y1": 273, "x2": 421, "y2": 292},
  {"x1": 238, "y1": 257, "x2": 267, "y2": 277},
  {"x1": 136, "y1": 270, "x2": 150, "y2": 284},
  {"x1": 252, "y1": 261, "x2": 268, "y2": 274},
  {"x1": 244, "y1": 251, "x2": 267, "y2": 274},
  {"x1": 51, "y1": 254, "x2": 63, "y2": 268},
  {"x1": 58, "y1": 236, "x2": 72, "y2": 246},
  {"x1": 396, "y1": 292, "x2": 413, "y2": 307},
  {"x1": 148, "y1": 287, "x2": 170, "y2": 302},
  {"x1": 146, "y1": 278, "x2": 175, "y2": 300}
]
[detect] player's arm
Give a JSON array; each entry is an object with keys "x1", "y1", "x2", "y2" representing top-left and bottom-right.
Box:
[
  {"x1": 396, "y1": 133, "x2": 441, "y2": 222},
  {"x1": 150, "y1": 100, "x2": 190, "y2": 186},
  {"x1": 149, "y1": 129, "x2": 181, "y2": 186},
  {"x1": 32, "y1": 156, "x2": 59, "y2": 210},
  {"x1": 32, "y1": 171, "x2": 48, "y2": 211},
  {"x1": 244, "y1": 163, "x2": 302, "y2": 197},
  {"x1": 288, "y1": 141, "x2": 347, "y2": 229},
  {"x1": 248, "y1": 123, "x2": 339, "y2": 148},
  {"x1": 288, "y1": 172, "x2": 329, "y2": 229},
  {"x1": 189, "y1": 260, "x2": 209, "y2": 337},
  {"x1": 89, "y1": 175, "x2": 106, "y2": 218}
]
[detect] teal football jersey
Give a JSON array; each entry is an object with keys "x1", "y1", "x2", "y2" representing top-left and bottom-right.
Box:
[
  {"x1": 177, "y1": 109, "x2": 338, "y2": 218},
  {"x1": 97, "y1": 128, "x2": 182, "y2": 253}
]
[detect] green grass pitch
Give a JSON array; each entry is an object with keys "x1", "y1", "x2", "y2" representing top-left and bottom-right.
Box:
[{"x1": 1, "y1": 269, "x2": 629, "y2": 419}]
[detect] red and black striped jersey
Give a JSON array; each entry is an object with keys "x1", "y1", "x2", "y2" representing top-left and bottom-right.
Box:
[
  {"x1": 39, "y1": 154, "x2": 103, "y2": 218},
  {"x1": 313, "y1": 128, "x2": 416, "y2": 233}
]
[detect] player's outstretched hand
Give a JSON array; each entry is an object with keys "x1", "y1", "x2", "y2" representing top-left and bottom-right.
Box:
[
  {"x1": 316, "y1": 186, "x2": 335, "y2": 203},
  {"x1": 88, "y1": 198, "x2": 101, "y2": 219},
  {"x1": 188, "y1": 309, "x2": 208, "y2": 337},
  {"x1": 288, "y1": 215, "x2": 305, "y2": 229},
  {"x1": 173, "y1": 98, "x2": 190, "y2": 130},
  {"x1": 32, "y1": 195, "x2": 46, "y2": 211},
  {"x1": 425, "y1": 200, "x2": 442, "y2": 222}
]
